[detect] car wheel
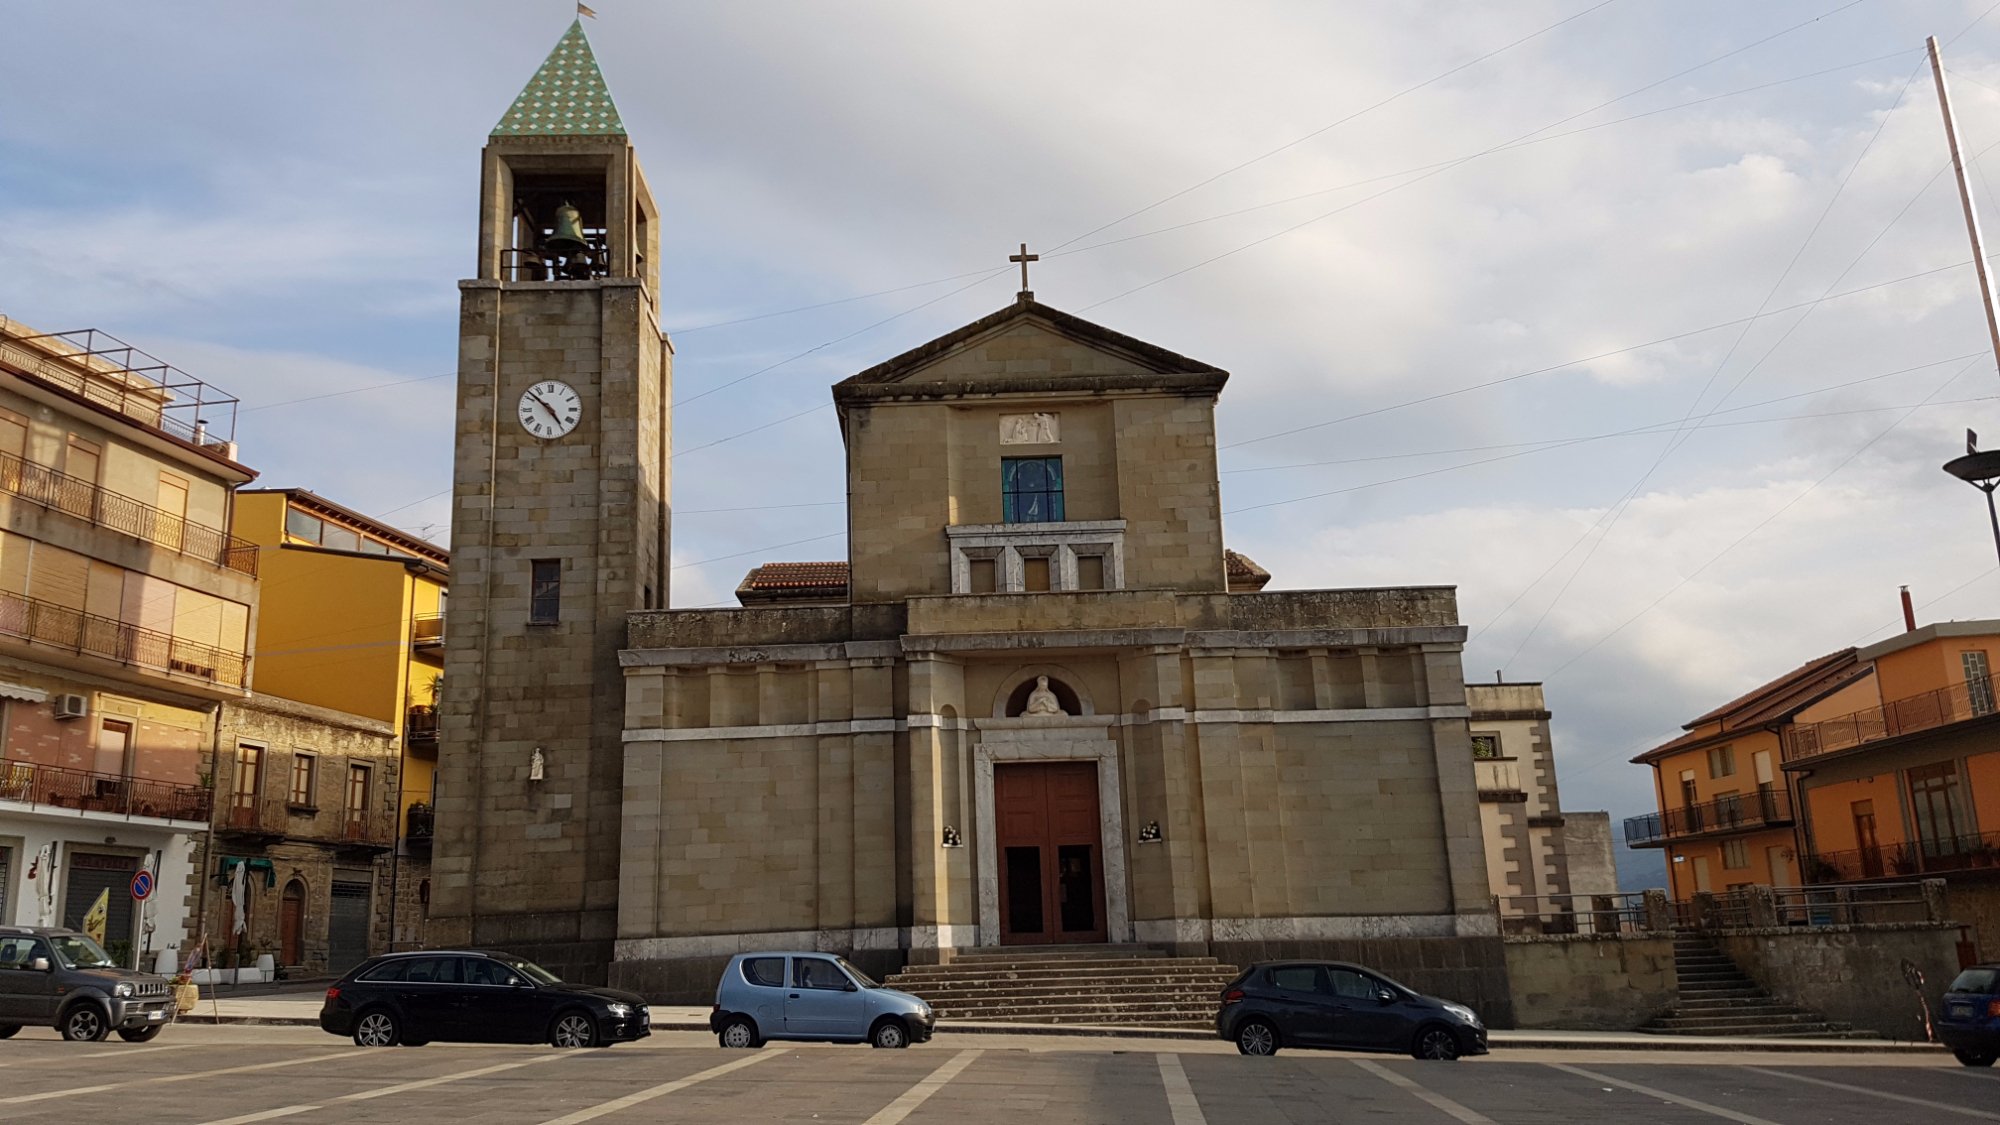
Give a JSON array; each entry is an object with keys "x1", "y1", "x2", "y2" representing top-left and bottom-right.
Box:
[
  {"x1": 352, "y1": 1009, "x2": 401, "y2": 1048},
  {"x1": 117, "y1": 1026, "x2": 163, "y2": 1043},
  {"x1": 1412, "y1": 1024, "x2": 1460, "y2": 1061},
  {"x1": 718, "y1": 1016, "x2": 760, "y2": 1049},
  {"x1": 550, "y1": 1012, "x2": 599, "y2": 1049},
  {"x1": 1954, "y1": 1048, "x2": 1998, "y2": 1068},
  {"x1": 0, "y1": 1025, "x2": 19, "y2": 1040},
  {"x1": 1234, "y1": 1018, "x2": 1279, "y2": 1057},
  {"x1": 60, "y1": 1004, "x2": 109, "y2": 1042},
  {"x1": 870, "y1": 1018, "x2": 909, "y2": 1049}
]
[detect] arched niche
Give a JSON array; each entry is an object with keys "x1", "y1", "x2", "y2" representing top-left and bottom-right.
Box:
[{"x1": 992, "y1": 666, "x2": 1095, "y2": 718}]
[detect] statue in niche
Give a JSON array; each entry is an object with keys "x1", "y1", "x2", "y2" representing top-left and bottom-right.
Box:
[{"x1": 1024, "y1": 675, "x2": 1067, "y2": 716}]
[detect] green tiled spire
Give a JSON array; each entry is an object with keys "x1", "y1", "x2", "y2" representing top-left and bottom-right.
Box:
[{"x1": 491, "y1": 20, "x2": 626, "y2": 137}]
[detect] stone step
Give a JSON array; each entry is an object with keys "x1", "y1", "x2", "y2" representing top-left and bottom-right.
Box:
[
  {"x1": 943, "y1": 945, "x2": 1167, "y2": 961},
  {"x1": 935, "y1": 1005, "x2": 1221, "y2": 1024},
  {"x1": 1658, "y1": 1005, "x2": 1817, "y2": 1019},
  {"x1": 1674, "y1": 970, "x2": 1757, "y2": 984},
  {"x1": 934, "y1": 998, "x2": 1221, "y2": 1016},
  {"x1": 892, "y1": 979, "x2": 1234, "y2": 998},
  {"x1": 1671, "y1": 995, "x2": 1781, "y2": 1010},
  {"x1": 1647, "y1": 1014, "x2": 1852, "y2": 1031},
  {"x1": 887, "y1": 969, "x2": 1237, "y2": 988},
  {"x1": 888, "y1": 961, "x2": 1232, "y2": 979}
]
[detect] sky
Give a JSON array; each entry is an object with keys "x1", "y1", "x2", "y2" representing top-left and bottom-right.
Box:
[{"x1": 7, "y1": 0, "x2": 2000, "y2": 874}]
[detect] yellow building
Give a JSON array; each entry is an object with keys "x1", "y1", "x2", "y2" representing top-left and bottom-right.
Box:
[{"x1": 228, "y1": 488, "x2": 447, "y2": 944}]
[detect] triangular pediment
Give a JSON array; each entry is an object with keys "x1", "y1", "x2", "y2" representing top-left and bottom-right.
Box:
[{"x1": 838, "y1": 297, "x2": 1227, "y2": 389}]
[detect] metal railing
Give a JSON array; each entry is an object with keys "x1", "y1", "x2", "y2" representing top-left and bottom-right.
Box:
[
  {"x1": 340, "y1": 809, "x2": 394, "y2": 847},
  {"x1": 0, "y1": 759, "x2": 210, "y2": 822},
  {"x1": 1783, "y1": 675, "x2": 1995, "y2": 762},
  {"x1": 1770, "y1": 883, "x2": 1932, "y2": 927},
  {"x1": 1804, "y1": 829, "x2": 2000, "y2": 883},
  {"x1": 405, "y1": 707, "x2": 439, "y2": 751},
  {"x1": 0, "y1": 449, "x2": 257, "y2": 576},
  {"x1": 1497, "y1": 892, "x2": 1653, "y2": 936},
  {"x1": 1623, "y1": 788, "x2": 1794, "y2": 846},
  {"x1": 0, "y1": 325, "x2": 239, "y2": 446},
  {"x1": 0, "y1": 588, "x2": 248, "y2": 688},
  {"x1": 406, "y1": 803, "x2": 434, "y2": 841},
  {"x1": 411, "y1": 613, "x2": 444, "y2": 646}
]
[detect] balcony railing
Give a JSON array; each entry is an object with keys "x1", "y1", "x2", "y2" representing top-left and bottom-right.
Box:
[
  {"x1": 0, "y1": 759, "x2": 210, "y2": 822},
  {"x1": 406, "y1": 707, "x2": 438, "y2": 752},
  {"x1": 218, "y1": 798, "x2": 394, "y2": 847},
  {"x1": 1803, "y1": 829, "x2": 2000, "y2": 883},
  {"x1": 411, "y1": 613, "x2": 444, "y2": 648},
  {"x1": 1783, "y1": 675, "x2": 1995, "y2": 762},
  {"x1": 1623, "y1": 788, "x2": 1793, "y2": 847},
  {"x1": 340, "y1": 808, "x2": 395, "y2": 848},
  {"x1": 0, "y1": 588, "x2": 248, "y2": 689},
  {"x1": 1475, "y1": 757, "x2": 1524, "y2": 800},
  {"x1": 0, "y1": 450, "x2": 257, "y2": 576},
  {"x1": 406, "y1": 802, "x2": 434, "y2": 842},
  {"x1": 0, "y1": 326, "x2": 239, "y2": 447},
  {"x1": 1498, "y1": 892, "x2": 1655, "y2": 936}
]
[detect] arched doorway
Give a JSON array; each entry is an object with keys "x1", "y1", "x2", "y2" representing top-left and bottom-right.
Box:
[{"x1": 280, "y1": 879, "x2": 306, "y2": 967}]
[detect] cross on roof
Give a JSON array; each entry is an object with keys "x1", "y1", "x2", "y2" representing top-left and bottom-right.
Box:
[{"x1": 1009, "y1": 243, "x2": 1039, "y2": 299}]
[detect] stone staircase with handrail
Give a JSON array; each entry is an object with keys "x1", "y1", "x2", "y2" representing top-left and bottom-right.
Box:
[
  {"x1": 881, "y1": 945, "x2": 1239, "y2": 1029},
  {"x1": 1640, "y1": 933, "x2": 1876, "y2": 1038}
]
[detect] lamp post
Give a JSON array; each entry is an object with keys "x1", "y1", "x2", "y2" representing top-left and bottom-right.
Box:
[{"x1": 1943, "y1": 429, "x2": 2000, "y2": 568}]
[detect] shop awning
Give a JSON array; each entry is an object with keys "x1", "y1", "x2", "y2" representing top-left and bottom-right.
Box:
[
  {"x1": 216, "y1": 856, "x2": 277, "y2": 887},
  {"x1": 0, "y1": 682, "x2": 48, "y2": 703}
]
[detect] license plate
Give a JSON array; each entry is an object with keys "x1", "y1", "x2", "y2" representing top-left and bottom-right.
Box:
[
  {"x1": 1949, "y1": 1004, "x2": 1972, "y2": 1019},
  {"x1": 640, "y1": 1011, "x2": 650, "y2": 1027},
  {"x1": 148, "y1": 1010, "x2": 165, "y2": 1021}
]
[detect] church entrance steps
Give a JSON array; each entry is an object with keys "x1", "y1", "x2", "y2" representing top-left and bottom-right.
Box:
[
  {"x1": 1639, "y1": 934, "x2": 1876, "y2": 1039},
  {"x1": 882, "y1": 946, "x2": 1238, "y2": 1030}
]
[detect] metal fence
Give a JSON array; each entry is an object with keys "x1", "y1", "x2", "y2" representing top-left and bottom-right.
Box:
[
  {"x1": 0, "y1": 588, "x2": 248, "y2": 688},
  {"x1": 1674, "y1": 881, "x2": 1938, "y2": 931},
  {"x1": 1783, "y1": 675, "x2": 1994, "y2": 762},
  {"x1": 1624, "y1": 788, "x2": 1793, "y2": 846},
  {"x1": 1497, "y1": 892, "x2": 1653, "y2": 936}
]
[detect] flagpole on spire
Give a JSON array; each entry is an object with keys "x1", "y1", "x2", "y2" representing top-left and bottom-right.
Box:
[{"x1": 577, "y1": 2, "x2": 597, "y2": 18}]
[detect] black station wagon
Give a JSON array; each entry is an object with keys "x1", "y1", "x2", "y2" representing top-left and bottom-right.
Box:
[{"x1": 320, "y1": 949, "x2": 650, "y2": 1048}]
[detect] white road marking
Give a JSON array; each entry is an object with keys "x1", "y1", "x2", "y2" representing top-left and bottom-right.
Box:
[
  {"x1": 1351, "y1": 1059, "x2": 1497, "y2": 1125},
  {"x1": 193, "y1": 1107, "x2": 322, "y2": 1125},
  {"x1": 1546, "y1": 1063, "x2": 1787, "y2": 1125},
  {"x1": 864, "y1": 1049, "x2": 983, "y2": 1125},
  {"x1": 1745, "y1": 1065, "x2": 2000, "y2": 1119},
  {"x1": 0, "y1": 1050, "x2": 351, "y2": 1104},
  {"x1": 535, "y1": 1049, "x2": 785, "y2": 1125},
  {"x1": 79, "y1": 1041, "x2": 198, "y2": 1060},
  {"x1": 336, "y1": 1051, "x2": 574, "y2": 1101},
  {"x1": 1156, "y1": 1053, "x2": 1207, "y2": 1125}
]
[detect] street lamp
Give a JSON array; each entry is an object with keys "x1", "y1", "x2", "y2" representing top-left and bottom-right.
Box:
[{"x1": 1943, "y1": 429, "x2": 2000, "y2": 568}]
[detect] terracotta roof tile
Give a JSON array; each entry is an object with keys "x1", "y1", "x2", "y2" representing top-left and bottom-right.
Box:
[
  {"x1": 740, "y1": 561, "x2": 849, "y2": 591},
  {"x1": 1224, "y1": 549, "x2": 1271, "y2": 592}
]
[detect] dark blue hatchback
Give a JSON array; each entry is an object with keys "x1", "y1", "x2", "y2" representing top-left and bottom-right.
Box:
[{"x1": 1938, "y1": 964, "x2": 2000, "y2": 1068}]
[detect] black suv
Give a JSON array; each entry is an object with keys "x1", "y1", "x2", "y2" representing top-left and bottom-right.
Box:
[
  {"x1": 1216, "y1": 960, "x2": 1488, "y2": 1060},
  {"x1": 320, "y1": 949, "x2": 651, "y2": 1048},
  {"x1": 0, "y1": 925, "x2": 175, "y2": 1042}
]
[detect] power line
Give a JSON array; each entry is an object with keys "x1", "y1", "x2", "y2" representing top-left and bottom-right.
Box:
[
  {"x1": 670, "y1": 530, "x2": 845, "y2": 571},
  {"x1": 1047, "y1": 0, "x2": 1626, "y2": 253}
]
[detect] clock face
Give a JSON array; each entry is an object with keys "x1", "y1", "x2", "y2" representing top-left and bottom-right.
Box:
[{"x1": 517, "y1": 381, "x2": 583, "y2": 440}]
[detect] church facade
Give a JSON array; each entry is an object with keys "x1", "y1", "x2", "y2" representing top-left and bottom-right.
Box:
[{"x1": 430, "y1": 23, "x2": 1508, "y2": 1015}]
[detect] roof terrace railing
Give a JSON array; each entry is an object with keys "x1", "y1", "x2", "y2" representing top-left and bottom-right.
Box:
[
  {"x1": 0, "y1": 325, "x2": 240, "y2": 450},
  {"x1": 1783, "y1": 675, "x2": 1995, "y2": 762}
]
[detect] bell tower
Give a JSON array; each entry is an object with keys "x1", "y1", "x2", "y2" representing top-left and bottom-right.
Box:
[{"x1": 428, "y1": 20, "x2": 670, "y2": 979}]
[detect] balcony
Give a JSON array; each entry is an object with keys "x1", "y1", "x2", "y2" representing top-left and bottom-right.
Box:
[
  {"x1": 0, "y1": 450, "x2": 257, "y2": 576},
  {"x1": 1783, "y1": 675, "x2": 1995, "y2": 762},
  {"x1": 0, "y1": 759, "x2": 210, "y2": 823},
  {"x1": 411, "y1": 613, "x2": 444, "y2": 650},
  {"x1": 217, "y1": 798, "x2": 394, "y2": 849},
  {"x1": 1474, "y1": 757, "x2": 1525, "y2": 802},
  {"x1": 406, "y1": 802, "x2": 434, "y2": 844},
  {"x1": 339, "y1": 809, "x2": 395, "y2": 851},
  {"x1": 0, "y1": 588, "x2": 248, "y2": 689},
  {"x1": 1803, "y1": 829, "x2": 2000, "y2": 883},
  {"x1": 405, "y1": 707, "x2": 439, "y2": 753},
  {"x1": 1623, "y1": 788, "x2": 1794, "y2": 847}
]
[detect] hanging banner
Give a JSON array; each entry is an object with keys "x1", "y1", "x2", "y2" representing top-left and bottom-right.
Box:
[{"x1": 82, "y1": 887, "x2": 110, "y2": 945}]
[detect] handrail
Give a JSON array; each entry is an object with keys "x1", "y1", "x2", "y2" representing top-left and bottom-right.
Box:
[
  {"x1": 0, "y1": 449, "x2": 257, "y2": 576},
  {"x1": 0, "y1": 588, "x2": 248, "y2": 688},
  {"x1": 1624, "y1": 788, "x2": 1793, "y2": 846},
  {"x1": 1784, "y1": 675, "x2": 1995, "y2": 762},
  {"x1": 1497, "y1": 891, "x2": 1653, "y2": 936},
  {"x1": 0, "y1": 759, "x2": 210, "y2": 822}
]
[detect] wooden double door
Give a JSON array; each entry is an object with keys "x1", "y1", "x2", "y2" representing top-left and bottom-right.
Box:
[{"x1": 996, "y1": 761, "x2": 1106, "y2": 945}]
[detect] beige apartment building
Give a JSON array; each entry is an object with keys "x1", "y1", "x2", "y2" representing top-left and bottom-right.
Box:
[
  {"x1": 1467, "y1": 681, "x2": 1617, "y2": 926},
  {"x1": 0, "y1": 316, "x2": 258, "y2": 968}
]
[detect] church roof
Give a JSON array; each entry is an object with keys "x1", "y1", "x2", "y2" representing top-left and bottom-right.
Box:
[
  {"x1": 1225, "y1": 550, "x2": 1271, "y2": 592},
  {"x1": 837, "y1": 296, "x2": 1227, "y2": 389},
  {"x1": 736, "y1": 561, "x2": 850, "y2": 606},
  {"x1": 492, "y1": 20, "x2": 626, "y2": 138}
]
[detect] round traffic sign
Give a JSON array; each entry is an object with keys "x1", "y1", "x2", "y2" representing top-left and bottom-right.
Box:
[{"x1": 130, "y1": 869, "x2": 154, "y2": 901}]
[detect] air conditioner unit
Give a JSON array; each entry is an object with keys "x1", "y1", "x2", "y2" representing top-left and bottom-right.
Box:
[{"x1": 52, "y1": 694, "x2": 88, "y2": 720}]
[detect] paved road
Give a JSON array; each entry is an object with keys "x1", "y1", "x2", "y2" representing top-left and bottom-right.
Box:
[{"x1": 0, "y1": 1024, "x2": 1990, "y2": 1124}]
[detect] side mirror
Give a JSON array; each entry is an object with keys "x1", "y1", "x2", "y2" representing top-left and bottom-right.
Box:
[
  {"x1": 1376, "y1": 989, "x2": 1396, "y2": 1005},
  {"x1": 29, "y1": 957, "x2": 51, "y2": 973},
  {"x1": 509, "y1": 977, "x2": 532, "y2": 989},
  {"x1": 843, "y1": 981, "x2": 858, "y2": 993}
]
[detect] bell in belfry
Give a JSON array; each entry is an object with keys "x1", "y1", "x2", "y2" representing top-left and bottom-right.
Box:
[{"x1": 545, "y1": 201, "x2": 588, "y2": 255}]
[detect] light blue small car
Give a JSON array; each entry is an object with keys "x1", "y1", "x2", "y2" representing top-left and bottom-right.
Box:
[{"x1": 710, "y1": 951, "x2": 934, "y2": 1049}]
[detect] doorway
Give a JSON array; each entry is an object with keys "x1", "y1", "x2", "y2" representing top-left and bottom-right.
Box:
[
  {"x1": 280, "y1": 880, "x2": 306, "y2": 966},
  {"x1": 995, "y1": 762, "x2": 1105, "y2": 944}
]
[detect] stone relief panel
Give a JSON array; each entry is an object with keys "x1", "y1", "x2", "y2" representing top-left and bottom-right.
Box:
[{"x1": 999, "y1": 412, "x2": 1059, "y2": 445}]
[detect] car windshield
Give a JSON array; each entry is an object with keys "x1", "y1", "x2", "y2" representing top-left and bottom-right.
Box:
[
  {"x1": 837, "y1": 958, "x2": 879, "y2": 988},
  {"x1": 1950, "y1": 968, "x2": 2000, "y2": 993},
  {"x1": 499, "y1": 956, "x2": 563, "y2": 985},
  {"x1": 49, "y1": 934, "x2": 116, "y2": 969}
]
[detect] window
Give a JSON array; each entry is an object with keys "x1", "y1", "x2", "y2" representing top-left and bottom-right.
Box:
[
  {"x1": 1909, "y1": 762, "x2": 1969, "y2": 857},
  {"x1": 1707, "y1": 744, "x2": 1735, "y2": 779},
  {"x1": 464, "y1": 958, "x2": 522, "y2": 987},
  {"x1": 0, "y1": 935, "x2": 49, "y2": 970},
  {"x1": 284, "y1": 507, "x2": 323, "y2": 544},
  {"x1": 1076, "y1": 554, "x2": 1105, "y2": 591},
  {"x1": 1965, "y1": 651, "x2": 1995, "y2": 716},
  {"x1": 289, "y1": 752, "x2": 317, "y2": 807},
  {"x1": 1001, "y1": 457, "x2": 1064, "y2": 523},
  {"x1": 0, "y1": 408, "x2": 26, "y2": 461},
  {"x1": 233, "y1": 744, "x2": 263, "y2": 809},
  {"x1": 321, "y1": 523, "x2": 359, "y2": 552},
  {"x1": 793, "y1": 957, "x2": 850, "y2": 991},
  {"x1": 358, "y1": 538, "x2": 390, "y2": 556},
  {"x1": 1722, "y1": 838, "x2": 1749, "y2": 870},
  {"x1": 400, "y1": 957, "x2": 460, "y2": 984},
  {"x1": 345, "y1": 763, "x2": 370, "y2": 822},
  {"x1": 359, "y1": 959, "x2": 409, "y2": 983},
  {"x1": 742, "y1": 957, "x2": 786, "y2": 988},
  {"x1": 1326, "y1": 969, "x2": 1378, "y2": 1000},
  {"x1": 1268, "y1": 965, "x2": 1321, "y2": 993},
  {"x1": 1022, "y1": 555, "x2": 1051, "y2": 592},
  {"x1": 969, "y1": 558, "x2": 997, "y2": 594},
  {"x1": 1470, "y1": 734, "x2": 1501, "y2": 760},
  {"x1": 530, "y1": 559, "x2": 561, "y2": 624}
]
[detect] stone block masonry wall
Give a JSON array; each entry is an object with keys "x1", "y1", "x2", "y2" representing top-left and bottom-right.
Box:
[
  {"x1": 1714, "y1": 924, "x2": 1965, "y2": 1042},
  {"x1": 1503, "y1": 934, "x2": 1677, "y2": 1030}
]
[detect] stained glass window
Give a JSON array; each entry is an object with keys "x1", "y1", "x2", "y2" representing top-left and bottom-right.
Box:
[{"x1": 1002, "y1": 457, "x2": 1064, "y2": 524}]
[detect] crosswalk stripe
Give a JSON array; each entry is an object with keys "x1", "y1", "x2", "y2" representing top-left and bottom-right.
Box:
[
  {"x1": 1156, "y1": 1053, "x2": 1207, "y2": 1125},
  {"x1": 1352, "y1": 1059, "x2": 1496, "y2": 1125},
  {"x1": 864, "y1": 1050, "x2": 983, "y2": 1125}
]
